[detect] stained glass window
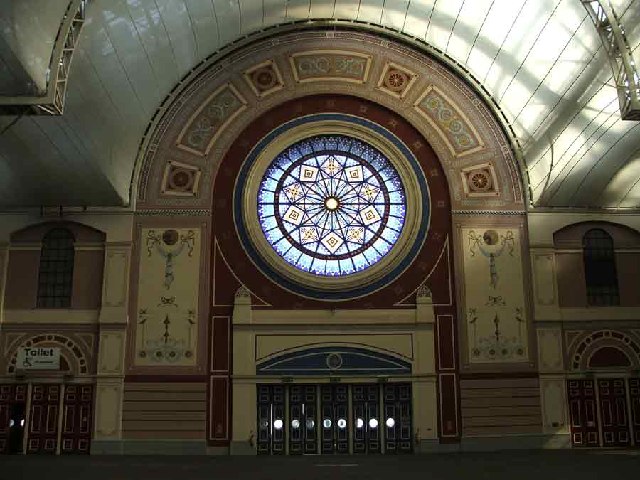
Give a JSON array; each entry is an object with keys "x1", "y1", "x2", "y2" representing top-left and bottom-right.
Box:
[{"x1": 257, "y1": 135, "x2": 406, "y2": 276}]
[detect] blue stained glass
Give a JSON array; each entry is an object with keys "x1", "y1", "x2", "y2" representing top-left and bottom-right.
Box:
[{"x1": 257, "y1": 135, "x2": 407, "y2": 276}]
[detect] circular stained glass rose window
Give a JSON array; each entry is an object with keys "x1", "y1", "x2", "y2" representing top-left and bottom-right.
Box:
[{"x1": 257, "y1": 135, "x2": 406, "y2": 276}]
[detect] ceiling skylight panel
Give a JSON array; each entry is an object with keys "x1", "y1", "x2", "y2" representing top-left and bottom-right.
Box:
[
  {"x1": 355, "y1": 0, "x2": 384, "y2": 24},
  {"x1": 285, "y1": 0, "x2": 311, "y2": 19},
  {"x1": 599, "y1": 154, "x2": 640, "y2": 206},
  {"x1": 263, "y1": 0, "x2": 287, "y2": 24},
  {"x1": 447, "y1": 0, "x2": 494, "y2": 62},
  {"x1": 402, "y1": 0, "x2": 433, "y2": 38},
  {"x1": 470, "y1": 0, "x2": 527, "y2": 84},
  {"x1": 380, "y1": 0, "x2": 410, "y2": 30},
  {"x1": 211, "y1": 0, "x2": 241, "y2": 44},
  {"x1": 333, "y1": 0, "x2": 360, "y2": 18},
  {"x1": 425, "y1": 0, "x2": 465, "y2": 52},
  {"x1": 238, "y1": 0, "x2": 262, "y2": 33},
  {"x1": 310, "y1": 0, "x2": 335, "y2": 18}
]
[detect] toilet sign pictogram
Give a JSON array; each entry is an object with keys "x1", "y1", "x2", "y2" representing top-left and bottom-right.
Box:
[{"x1": 16, "y1": 347, "x2": 60, "y2": 370}]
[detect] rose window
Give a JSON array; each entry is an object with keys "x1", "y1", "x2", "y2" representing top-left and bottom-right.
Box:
[{"x1": 257, "y1": 135, "x2": 407, "y2": 276}]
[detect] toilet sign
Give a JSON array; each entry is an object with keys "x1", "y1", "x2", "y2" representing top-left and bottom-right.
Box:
[{"x1": 16, "y1": 347, "x2": 60, "y2": 370}]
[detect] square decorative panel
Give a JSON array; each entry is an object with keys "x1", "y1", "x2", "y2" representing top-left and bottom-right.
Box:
[
  {"x1": 377, "y1": 62, "x2": 417, "y2": 99},
  {"x1": 243, "y1": 60, "x2": 285, "y2": 97},
  {"x1": 460, "y1": 163, "x2": 499, "y2": 197},
  {"x1": 161, "y1": 160, "x2": 202, "y2": 197}
]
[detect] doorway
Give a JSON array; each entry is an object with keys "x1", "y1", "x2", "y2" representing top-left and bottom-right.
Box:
[
  {"x1": 257, "y1": 382, "x2": 412, "y2": 455},
  {"x1": 0, "y1": 385, "x2": 27, "y2": 454},
  {"x1": 567, "y1": 378, "x2": 639, "y2": 448},
  {"x1": 0, "y1": 383, "x2": 94, "y2": 455}
]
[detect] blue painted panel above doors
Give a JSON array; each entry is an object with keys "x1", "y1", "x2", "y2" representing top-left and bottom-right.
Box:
[{"x1": 256, "y1": 346, "x2": 411, "y2": 375}]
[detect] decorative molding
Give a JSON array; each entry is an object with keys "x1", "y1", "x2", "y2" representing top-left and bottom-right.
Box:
[
  {"x1": 460, "y1": 162, "x2": 500, "y2": 198},
  {"x1": 452, "y1": 210, "x2": 526, "y2": 216},
  {"x1": 243, "y1": 60, "x2": 285, "y2": 98},
  {"x1": 377, "y1": 61, "x2": 418, "y2": 99},
  {"x1": 289, "y1": 50, "x2": 372, "y2": 84},
  {"x1": 160, "y1": 160, "x2": 202, "y2": 197},
  {"x1": 176, "y1": 83, "x2": 247, "y2": 156},
  {"x1": 414, "y1": 85, "x2": 484, "y2": 158},
  {"x1": 135, "y1": 209, "x2": 211, "y2": 217}
]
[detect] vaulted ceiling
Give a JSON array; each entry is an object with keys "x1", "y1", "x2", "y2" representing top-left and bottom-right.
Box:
[{"x1": 0, "y1": 0, "x2": 638, "y2": 208}]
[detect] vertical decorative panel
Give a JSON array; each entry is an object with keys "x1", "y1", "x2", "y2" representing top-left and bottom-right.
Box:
[
  {"x1": 462, "y1": 228, "x2": 529, "y2": 363},
  {"x1": 532, "y1": 253, "x2": 556, "y2": 306},
  {"x1": 211, "y1": 317, "x2": 230, "y2": 373},
  {"x1": 209, "y1": 377, "x2": 229, "y2": 442},
  {"x1": 537, "y1": 328, "x2": 564, "y2": 372},
  {"x1": 439, "y1": 373, "x2": 459, "y2": 437},
  {"x1": 134, "y1": 228, "x2": 201, "y2": 366},
  {"x1": 540, "y1": 378, "x2": 567, "y2": 431},
  {"x1": 437, "y1": 315, "x2": 456, "y2": 370}
]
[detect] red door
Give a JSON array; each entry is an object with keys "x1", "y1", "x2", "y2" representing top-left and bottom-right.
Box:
[
  {"x1": 597, "y1": 379, "x2": 631, "y2": 447},
  {"x1": 567, "y1": 379, "x2": 600, "y2": 447},
  {"x1": 27, "y1": 384, "x2": 60, "y2": 454},
  {"x1": 629, "y1": 378, "x2": 640, "y2": 446},
  {"x1": 0, "y1": 385, "x2": 27, "y2": 454},
  {"x1": 60, "y1": 385, "x2": 93, "y2": 454}
]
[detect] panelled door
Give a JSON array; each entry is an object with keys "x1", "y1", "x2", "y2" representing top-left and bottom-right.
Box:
[
  {"x1": 0, "y1": 384, "x2": 27, "y2": 454},
  {"x1": 320, "y1": 385, "x2": 348, "y2": 454},
  {"x1": 597, "y1": 379, "x2": 631, "y2": 447},
  {"x1": 567, "y1": 379, "x2": 599, "y2": 447},
  {"x1": 351, "y1": 384, "x2": 381, "y2": 454},
  {"x1": 288, "y1": 385, "x2": 317, "y2": 454},
  {"x1": 27, "y1": 384, "x2": 61, "y2": 454},
  {"x1": 630, "y1": 378, "x2": 640, "y2": 445},
  {"x1": 383, "y1": 383, "x2": 412, "y2": 453},
  {"x1": 257, "y1": 385, "x2": 285, "y2": 455},
  {"x1": 60, "y1": 385, "x2": 93, "y2": 454}
]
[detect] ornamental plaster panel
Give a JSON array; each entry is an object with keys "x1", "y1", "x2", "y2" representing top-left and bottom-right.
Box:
[{"x1": 135, "y1": 30, "x2": 524, "y2": 213}]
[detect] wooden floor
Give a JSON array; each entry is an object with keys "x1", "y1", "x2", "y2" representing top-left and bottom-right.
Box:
[{"x1": 2, "y1": 450, "x2": 639, "y2": 480}]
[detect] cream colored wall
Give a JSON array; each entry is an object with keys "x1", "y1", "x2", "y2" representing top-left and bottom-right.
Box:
[
  {"x1": 231, "y1": 290, "x2": 438, "y2": 454},
  {"x1": 529, "y1": 212, "x2": 640, "y2": 320},
  {"x1": 133, "y1": 227, "x2": 201, "y2": 367},
  {"x1": 530, "y1": 212, "x2": 640, "y2": 443},
  {"x1": 0, "y1": 208, "x2": 133, "y2": 445}
]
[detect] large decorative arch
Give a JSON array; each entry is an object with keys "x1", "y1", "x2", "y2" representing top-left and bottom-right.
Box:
[{"x1": 133, "y1": 27, "x2": 525, "y2": 213}]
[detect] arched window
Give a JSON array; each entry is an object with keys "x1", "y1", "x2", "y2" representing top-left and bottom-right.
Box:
[
  {"x1": 582, "y1": 229, "x2": 619, "y2": 306},
  {"x1": 37, "y1": 228, "x2": 75, "y2": 308}
]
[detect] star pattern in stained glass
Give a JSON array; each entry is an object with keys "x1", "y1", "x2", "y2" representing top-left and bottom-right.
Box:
[{"x1": 257, "y1": 135, "x2": 406, "y2": 276}]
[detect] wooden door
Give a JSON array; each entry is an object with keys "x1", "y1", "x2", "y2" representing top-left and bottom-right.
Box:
[
  {"x1": 597, "y1": 379, "x2": 631, "y2": 447},
  {"x1": 629, "y1": 378, "x2": 640, "y2": 446},
  {"x1": 27, "y1": 384, "x2": 60, "y2": 454},
  {"x1": 567, "y1": 379, "x2": 599, "y2": 447},
  {"x1": 0, "y1": 385, "x2": 27, "y2": 454},
  {"x1": 60, "y1": 385, "x2": 93, "y2": 454}
]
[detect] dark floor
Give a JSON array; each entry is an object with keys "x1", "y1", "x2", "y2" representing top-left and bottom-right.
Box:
[{"x1": 1, "y1": 451, "x2": 639, "y2": 480}]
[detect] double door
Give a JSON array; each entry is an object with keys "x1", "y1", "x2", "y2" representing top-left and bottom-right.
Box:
[
  {"x1": 257, "y1": 382, "x2": 412, "y2": 455},
  {"x1": 567, "y1": 378, "x2": 640, "y2": 448},
  {"x1": 0, "y1": 383, "x2": 93, "y2": 455}
]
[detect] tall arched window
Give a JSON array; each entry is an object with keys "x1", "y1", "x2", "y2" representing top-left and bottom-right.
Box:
[
  {"x1": 583, "y1": 229, "x2": 619, "y2": 306},
  {"x1": 37, "y1": 228, "x2": 75, "y2": 308}
]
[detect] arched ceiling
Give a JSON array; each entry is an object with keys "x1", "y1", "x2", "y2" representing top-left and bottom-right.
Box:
[{"x1": 0, "y1": 0, "x2": 638, "y2": 209}]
